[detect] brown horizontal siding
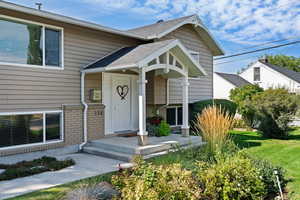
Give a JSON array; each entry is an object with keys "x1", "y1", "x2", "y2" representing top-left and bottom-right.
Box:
[
  {"x1": 160, "y1": 24, "x2": 214, "y2": 104},
  {"x1": 0, "y1": 10, "x2": 141, "y2": 112}
]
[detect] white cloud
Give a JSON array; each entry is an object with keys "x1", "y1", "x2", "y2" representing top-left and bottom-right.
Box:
[{"x1": 80, "y1": 0, "x2": 300, "y2": 44}]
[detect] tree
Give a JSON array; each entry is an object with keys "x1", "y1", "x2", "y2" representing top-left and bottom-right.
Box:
[
  {"x1": 266, "y1": 54, "x2": 300, "y2": 72},
  {"x1": 249, "y1": 88, "x2": 298, "y2": 138},
  {"x1": 229, "y1": 84, "x2": 263, "y2": 128}
]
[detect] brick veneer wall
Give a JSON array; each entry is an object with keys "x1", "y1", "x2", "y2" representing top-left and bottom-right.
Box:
[
  {"x1": 87, "y1": 104, "x2": 105, "y2": 140},
  {"x1": 0, "y1": 104, "x2": 106, "y2": 157},
  {"x1": 0, "y1": 105, "x2": 83, "y2": 157}
]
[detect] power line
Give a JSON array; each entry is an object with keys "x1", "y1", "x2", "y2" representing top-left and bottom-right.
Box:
[
  {"x1": 215, "y1": 42, "x2": 300, "y2": 65},
  {"x1": 231, "y1": 36, "x2": 300, "y2": 52},
  {"x1": 214, "y1": 40, "x2": 300, "y2": 61}
]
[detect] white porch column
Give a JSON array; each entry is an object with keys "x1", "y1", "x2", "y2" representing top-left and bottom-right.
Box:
[
  {"x1": 137, "y1": 67, "x2": 148, "y2": 146},
  {"x1": 182, "y1": 76, "x2": 190, "y2": 137}
]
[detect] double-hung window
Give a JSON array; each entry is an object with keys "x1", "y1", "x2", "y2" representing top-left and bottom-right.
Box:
[
  {"x1": 0, "y1": 111, "x2": 63, "y2": 149},
  {"x1": 254, "y1": 67, "x2": 261, "y2": 82},
  {"x1": 166, "y1": 107, "x2": 182, "y2": 126},
  {"x1": 0, "y1": 15, "x2": 63, "y2": 69},
  {"x1": 190, "y1": 51, "x2": 200, "y2": 63}
]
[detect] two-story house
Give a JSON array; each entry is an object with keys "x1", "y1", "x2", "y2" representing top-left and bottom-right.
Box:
[
  {"x1": 0, "y1": 1, "x2": 224, "y2": 157},
  {"x1": 240, "y1": 59, "x2": 300, "y2": 93}
]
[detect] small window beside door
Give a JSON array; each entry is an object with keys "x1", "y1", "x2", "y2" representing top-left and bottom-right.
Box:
[{"x1": 166, "y1": 107, "x2": 182, "y2": 126}]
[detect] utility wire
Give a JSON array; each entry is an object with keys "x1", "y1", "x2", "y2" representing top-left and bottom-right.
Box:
[
  {"x1": 231, "y1": 36, "x2": 300, "y2": 52},
  {"x1": 215, "y1": 43, "x2": 299, "y2": 65},
  {"x1": 214, "y1": 40, "x2": 300, "y2": 61}
]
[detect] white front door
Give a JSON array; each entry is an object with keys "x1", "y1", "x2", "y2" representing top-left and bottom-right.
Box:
[
  {"x1": 103, "y1": 73, "x2": 139, "y2": 135},
  {"x1": 112, "y1": 76, "x2": 131, "y2": 132}
]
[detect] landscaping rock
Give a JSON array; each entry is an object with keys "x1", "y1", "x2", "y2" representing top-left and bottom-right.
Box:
[
  {"x1": 64, "y1": 182, "x2": 120, "y2": 200},
  {"x1": 0, "y1": 169, "x2": 5, "y2": 174}
]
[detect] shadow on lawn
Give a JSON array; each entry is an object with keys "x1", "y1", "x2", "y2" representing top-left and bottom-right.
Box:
[{"x1": 231, "y1": 133, "x2": 266, "y2": 149}]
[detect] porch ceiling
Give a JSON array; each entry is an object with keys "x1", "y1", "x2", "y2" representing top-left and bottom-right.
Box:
[{"x1": 82, "y1": 39, "x2": 207, "y2": 77}]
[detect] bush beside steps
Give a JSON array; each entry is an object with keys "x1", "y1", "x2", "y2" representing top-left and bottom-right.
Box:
[{"x1": 0, "y1": 156, "x2": 75, "y2": 181}]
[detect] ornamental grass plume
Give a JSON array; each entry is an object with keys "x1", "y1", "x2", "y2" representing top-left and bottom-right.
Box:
[{"x1": 194, "y1": 105, "x2": 234, "y2": 154}]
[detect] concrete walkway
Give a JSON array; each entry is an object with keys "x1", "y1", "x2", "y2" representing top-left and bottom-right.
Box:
[{"x1": 0, "y1": 153, "x2": 124, "y2": 200}]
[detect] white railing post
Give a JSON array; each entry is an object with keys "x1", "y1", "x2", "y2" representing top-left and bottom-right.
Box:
[
  {"x1": 182, "y1": 75, "x2": 190, "y2": 137},
  {"x1": 137, "y1": 67, "x2": 148, "y2": 145}
]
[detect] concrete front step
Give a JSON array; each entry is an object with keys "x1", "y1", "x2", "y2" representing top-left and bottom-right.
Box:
[
  {"x1": 88, "y1": 140, "x2": 172, "y2": 155},
  {"x1": 83, "y1": 135, "x2": 204, "y2": 162},
  {"x1": 83, "y1": 146, "x2": 133, "y2": 162}
]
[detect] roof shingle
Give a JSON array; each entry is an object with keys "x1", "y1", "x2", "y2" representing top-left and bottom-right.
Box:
[
  {"x1": 215, "y1": 72, "x2": 252, "y2": 87},
  {"x1": 84, "y1": 39, "x2": 176, "y2": 70},
  {"x1": 260, "y1": 61, "x2": 300, "y2": 84}
]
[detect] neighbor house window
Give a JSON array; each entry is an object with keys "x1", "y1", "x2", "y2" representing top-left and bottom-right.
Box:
[
  {"x1": 254, "y1": 67, "x2": 260, "y2": 81},
  {"x1": 166, "y1": 107, "x2": 182, "y2": 126},
  {"x1": 0, "y1": 16, "x2": 63, "y2": 68},
  {"x1": 0, "y1": 111, "x2": 63, "y2": 148}
]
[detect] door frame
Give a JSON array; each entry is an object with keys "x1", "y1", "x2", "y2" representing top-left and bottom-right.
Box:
[{"x1": 102, "y1": 72, "x2": 139, "y2": 135}]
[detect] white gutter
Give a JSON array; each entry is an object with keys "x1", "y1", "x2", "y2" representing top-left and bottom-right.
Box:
[
  {"x1": 79, "y1": 72, "x2": 88, "y2": 150},
  {"x1": 0, "y1": 0, "x2": 146, "y2": 40}
]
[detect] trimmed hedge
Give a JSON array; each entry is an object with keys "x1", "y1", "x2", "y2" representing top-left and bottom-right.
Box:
[{"x1": 190, "y1": 99, "x2": 237, "y2": 124}]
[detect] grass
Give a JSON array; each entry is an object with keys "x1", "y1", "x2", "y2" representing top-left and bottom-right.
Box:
[
  {"x1": 7, "y1": 172, "x2": 114, "y2": 200},
  {"x1": 231, "y1": 128, "x2": 300, "y2": 200},
  {"x1": 8, "y1": 127, "x2": 300, "y2": 200}
]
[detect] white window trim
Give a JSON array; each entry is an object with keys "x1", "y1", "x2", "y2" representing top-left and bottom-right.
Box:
[
  {"x1": 189, "y1": 51, "x2": 202, "y2": 80},
  {"x1": 0, "y1": 110, "x2": 64, "y2": 150},
  {"x1": 167, "y1": 106, "x2": 183, "y2": 127},
  {"x1": 0, "y1": 14, "x2": 64, "y2": 70}
]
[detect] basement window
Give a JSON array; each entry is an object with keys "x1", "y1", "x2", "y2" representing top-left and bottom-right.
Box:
[{"x1": 0, "y1": 111, "x2": 63, "y2": 149}]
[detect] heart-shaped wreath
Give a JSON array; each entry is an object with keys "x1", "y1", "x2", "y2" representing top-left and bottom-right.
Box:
[{"x1": 116, "y1": 85, "x2": 129, "y2": 100}]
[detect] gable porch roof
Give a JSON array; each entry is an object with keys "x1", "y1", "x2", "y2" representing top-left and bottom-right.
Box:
[{"x1": 83, "y1": 39, "x2": 207, "y2": 77}]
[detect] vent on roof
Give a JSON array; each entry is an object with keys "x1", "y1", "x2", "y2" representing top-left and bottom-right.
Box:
[
  {"x1": 35, "y1": 2, "x2": 42, "y2": 10},
  {"x1": 156, "y1": 19, "x2": 164, "y2": 23},
  {"x1": 259, "y1": 55, "x2": 268, "y2": 63}
]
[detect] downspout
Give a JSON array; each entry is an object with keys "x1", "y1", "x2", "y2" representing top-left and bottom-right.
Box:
[{"x1": 80, "y1": 72, "x2": 88, "y2": 150}]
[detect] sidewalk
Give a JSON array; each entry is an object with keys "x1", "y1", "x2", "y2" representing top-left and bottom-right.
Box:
[{"x1": 0, "y1": 153, "x2": 124, "y2": 200}]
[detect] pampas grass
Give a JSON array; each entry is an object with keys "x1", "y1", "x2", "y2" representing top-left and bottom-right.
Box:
[{"x1": 194, "y1": 105, "x2": 234, "y2": 154}]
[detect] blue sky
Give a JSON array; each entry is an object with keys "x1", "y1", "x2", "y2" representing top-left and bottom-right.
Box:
[{"x1": 6, "y1": 0, "x2": 300, "y2": 73}]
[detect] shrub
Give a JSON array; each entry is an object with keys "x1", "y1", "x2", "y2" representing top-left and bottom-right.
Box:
[
  {"x1": 194, "y1": 106, "x2": 234, "y2": 155},
  {"x1": 147, "y1": 115, "x2": 163, "y2": 126},
  {"x1": 0, "y1": 156, "x2": 75, "y2": 181},
  {"x1": 249, "y1": 88, "x2": 298, "y2": 138},
  {"x1": 232, "y1": 118, "x2": 250, "y2": 129},
  {"x1": 230, "y1": 84, "x2": 263, "y2": 128},
  {"x1": 191, "y1": 99, "x2": 237, "y2": 120},
  {"x1": 156, "y1": 120, "x2": 171, "y2": 137},
  {"x1": 196, "y1": 152, "x2": 266, "y2": 200},
  {"x1": 250, "y1": 157, "x2": 286, "y2": 195},
  {"x1": 112, "y1": 158, "x2": 201, "y2": 200}
]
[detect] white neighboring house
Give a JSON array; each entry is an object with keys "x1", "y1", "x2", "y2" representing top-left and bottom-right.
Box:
[
  {"x1": 240, "y1": 59, "x2": 300, "y2": 94},
  {"x1": 213, "y1": 72, "x2": 252, "y2": 99}
]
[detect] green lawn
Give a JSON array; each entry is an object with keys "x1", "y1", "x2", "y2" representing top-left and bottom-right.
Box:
[
  {"x1": 231, "y1": 128, "x2": 300, "y2": 200},
  {"x1": 7, "y1": 128, "x2": 300, "y2": 200}
]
